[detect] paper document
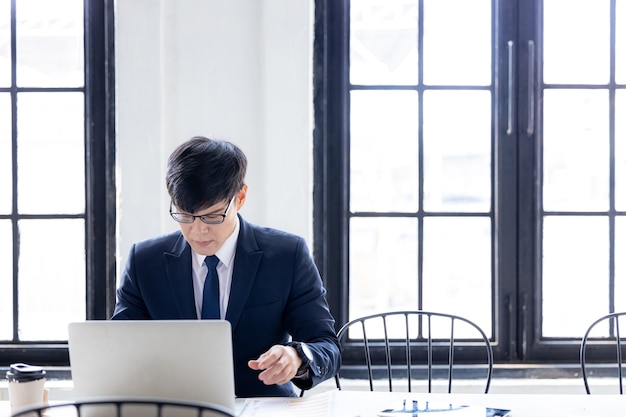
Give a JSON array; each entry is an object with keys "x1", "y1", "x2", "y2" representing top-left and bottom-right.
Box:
[{"x1": 237, "y1": 392, "x2": 329, "y2": 417}]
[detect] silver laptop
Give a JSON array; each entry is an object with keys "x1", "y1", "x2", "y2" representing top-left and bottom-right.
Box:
[{"x1": 68, "y1": 320, "x2": 236, "y2": 413}]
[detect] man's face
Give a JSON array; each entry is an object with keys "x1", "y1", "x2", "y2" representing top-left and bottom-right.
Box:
[{"x1": 175, "y1": 186, "x2": 247, "y2": 256}]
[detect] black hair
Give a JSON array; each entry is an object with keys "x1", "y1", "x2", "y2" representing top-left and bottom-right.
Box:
[{"x1": 166, "y1": 136, "x2": 247, "y2": 213}]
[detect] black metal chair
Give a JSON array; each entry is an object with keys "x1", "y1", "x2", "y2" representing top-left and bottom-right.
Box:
[
  {"x1": 10, "y1": 397, "x2": 235, "y2": 417},
  {"x1": 334, "y1": 310, "x2": 493, "y2": 393},
  {"x1": 580, "y1": 311, "x2": 626, "y2": 394}
]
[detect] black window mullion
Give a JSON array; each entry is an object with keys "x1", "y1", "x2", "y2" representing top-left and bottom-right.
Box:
[
  {"x1": 607, "y1": 0, "x2": 617, "y2": 315},
  {"x1": 9, "y1": 0, "x2": 18, "y2": 344},
  {"x1": 416, "y1": 0, "x2": 425, "y2": 312},
  {"x1": 84, "y1": 0, "x2": 116, "y2": 321},
  {"x1": 313, "y1": 0, "x2": 351, "y2": 327},
  {"x1": 492, "y1": 0, "x2": 519, "y2": 362}
]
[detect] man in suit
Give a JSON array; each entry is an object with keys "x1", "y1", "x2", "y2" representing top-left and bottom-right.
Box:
[{"x1": 111, "y1": 136, "x2": 341, "y2": 398}]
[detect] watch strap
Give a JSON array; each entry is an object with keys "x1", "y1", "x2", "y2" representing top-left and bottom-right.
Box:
[{"x1": 286, "y1": 341, "x2": 312, "y2": 372}]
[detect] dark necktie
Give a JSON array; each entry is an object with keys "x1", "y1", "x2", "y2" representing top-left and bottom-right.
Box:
[{"x1": 201, "y1": 255, "x2": 220, "y2": 319}]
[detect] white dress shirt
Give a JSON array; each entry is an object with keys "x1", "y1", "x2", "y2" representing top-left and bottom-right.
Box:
[{"x1": 191, "y1": 218, "x2": 240, "y2": 319}]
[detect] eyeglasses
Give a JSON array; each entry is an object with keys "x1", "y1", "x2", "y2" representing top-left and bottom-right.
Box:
[{"x1": 169, "y1": 196, "x2": 234, "y2": 225}]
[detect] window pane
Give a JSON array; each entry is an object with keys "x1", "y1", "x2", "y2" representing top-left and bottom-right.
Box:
[
  {"x1": 15, "y1": 0, "x2": 84, "y2": 87},
  {"x1": 349, "y1": 217, "x2": 418, "y2": 320},
  {"x1": 0, "y1": 0, "x2": 9, "y2": 87},
  {"x1": 17, "y1": 92, "x2": 84, "y2": 214},
  {"x1": 423, "y1": 0, "x2": 491, "y2": 86},
  {"x1": 423, "y1": 90, "x2": 491, "y2": 212},
  {"x1": 543, "y1": 0, "x2": 610, "y2": 84},
  {"x1": 617, "y1": 216, "x2": 626, "y2": 311},
  {"x1": 18, "y1": 219, "x2": 85, "y2": 341},
  {"x1": 543, "y1": 90, "x2": 609, "y2": 211},
  {"x1": 0, "y1": 220, "x2": 13, "y2": 340},
  {"x1": 542, "y1": 216, "x2": 608, "y2": 337},
  {"x1": 616, "y1": 0, "x2": 625, "y2": 84},
  {"x1": 422, "y1": 217, "x2": 492, "y2": 337},
  {"x1": 617, "y1": 91, "x2": 626, "y2": 210},
  {"x1": 350, "y1": 90, "x2": 419, "y2": 212},
  {"x1": 350, "y1": 0, "x2": 418, "y2": 85},
  {"x1": 0, "y1": 93, "x2": 11, "y2": 214}
]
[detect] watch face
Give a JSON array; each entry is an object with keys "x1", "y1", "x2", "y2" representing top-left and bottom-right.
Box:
[{"x1": 301, "y1": 342, "x2": 314, "y2": 361}]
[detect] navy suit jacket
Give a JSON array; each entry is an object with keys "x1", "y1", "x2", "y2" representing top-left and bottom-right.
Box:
[{"x1": 111, "y1": 215, "x2": 341, "y2": 398}]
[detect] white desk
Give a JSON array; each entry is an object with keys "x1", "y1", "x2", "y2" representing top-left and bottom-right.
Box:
[
  {"x1": 237, "y1": 390, "x2": 626, "y2": 417},
  {"x1": 2, "y1": 391, "x2": 625, "y2": 417}
]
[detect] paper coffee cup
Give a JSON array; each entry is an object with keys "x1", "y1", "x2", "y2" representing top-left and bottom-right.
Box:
[{"x1": 6, "y1": 363, "x2": 47, "y2": 414}]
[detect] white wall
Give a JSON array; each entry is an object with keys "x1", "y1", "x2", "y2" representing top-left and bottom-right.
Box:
[{"x1": 115, "y1": 0, "x2": 314, "y2": 278}]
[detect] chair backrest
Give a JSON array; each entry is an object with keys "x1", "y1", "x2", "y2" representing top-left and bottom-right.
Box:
[
  {"x1": 580, "y1": 311, "x2": 626, "y2": 395},
  {"x1": 334, "y1": 310, "x2": 493, "y2": 393},
  {"x1": 10, "y1": 397, "x2": 235, "y2": 417}
]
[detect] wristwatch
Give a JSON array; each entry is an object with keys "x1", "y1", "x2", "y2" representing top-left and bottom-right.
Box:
[{"x1": 286, "y1": 341, "x2": 313, "y2": 373}]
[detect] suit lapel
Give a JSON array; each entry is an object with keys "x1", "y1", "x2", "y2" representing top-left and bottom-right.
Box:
[
  {"x1": 225, "y1": 216, "x2": 263, "y2": 331},
  {"x1": 164, "y1": 233, "x2": 197, "y2": 319}
]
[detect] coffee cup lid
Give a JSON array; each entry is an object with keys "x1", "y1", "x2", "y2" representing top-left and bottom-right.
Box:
[{"x1": 6, "y1": 363, "x2": 46, "y2": 382}]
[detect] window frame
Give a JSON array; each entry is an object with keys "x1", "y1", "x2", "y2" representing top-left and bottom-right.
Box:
[
  {"x1": 0, "y1": 0, "x2": 116, "y2": 367},
  {"x1": 313, "y1": 0, "x2": 624, "y2": 369}
]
